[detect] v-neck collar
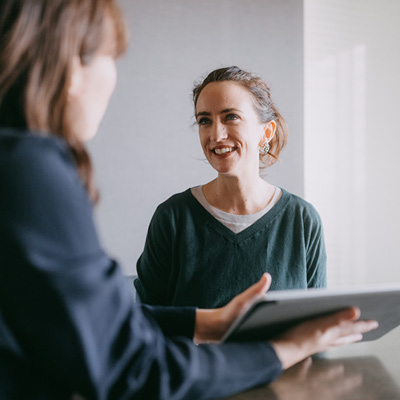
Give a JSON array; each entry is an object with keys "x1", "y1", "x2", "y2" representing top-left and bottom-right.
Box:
[{"x1": 184, "y1": 188, "x2": 291, "y2": 242}]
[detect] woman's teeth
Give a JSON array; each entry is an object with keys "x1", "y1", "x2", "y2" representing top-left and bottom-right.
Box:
[{"x1": 213, "y1": 147, "x2": 234, "y2": 155}]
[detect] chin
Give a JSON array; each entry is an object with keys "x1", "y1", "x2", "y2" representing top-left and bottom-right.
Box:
[
  {"x1": 83, "y1": 131, "x2": 98, "y2": 142},
  {"x1": 76, "y1": 124, "x2": 99, "y2": 142},
  {"x1": 210, "y1": 161, "x2": 238, "y2": 175}
]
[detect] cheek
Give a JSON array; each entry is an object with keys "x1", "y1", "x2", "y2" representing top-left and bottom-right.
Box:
[
  {"x1": 88, "y1": 60, "x2": 117, "y2": 129},
  {"x1": 97, "y1": 60, "x2": 117, "y2": 104},
  {"x1": 107, "y1": 63, "x2": 117, "y2": 95},
  {"x1": 81, "y1": 60, "x2": 117, "y2": 140},
  {"x1": 198, "y1": 131, "x2": 206, "y2": 147}
]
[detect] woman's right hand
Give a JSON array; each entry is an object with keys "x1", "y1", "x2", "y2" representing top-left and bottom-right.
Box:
[{"x1": 269, "y1": 307, "x2": 378, "y2": 370}]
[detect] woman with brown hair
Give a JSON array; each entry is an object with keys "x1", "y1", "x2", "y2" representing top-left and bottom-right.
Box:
[
  {"x1": 135, "y1": 66, "x2": 326, "y2": 309},
  {"x1": 0, "y1": 1, "x2": 377, "y2": 399}
]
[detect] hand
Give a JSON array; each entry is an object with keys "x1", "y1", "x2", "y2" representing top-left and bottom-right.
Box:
[
  {"x1": 269, "y1": 307, "x2": 379, "y2": 370},
  {"x1": 194, "y1": 273, "x2": 271, "y2": 343}
]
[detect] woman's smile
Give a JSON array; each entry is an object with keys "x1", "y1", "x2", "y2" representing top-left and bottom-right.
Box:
[{"x1": 212, "y1": 146, "x2": 237, "y2": 155}]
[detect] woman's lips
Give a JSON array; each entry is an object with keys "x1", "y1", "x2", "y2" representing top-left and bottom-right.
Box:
[{"x1": 212, "y1": 147, "x2": 236, "y2": 155}]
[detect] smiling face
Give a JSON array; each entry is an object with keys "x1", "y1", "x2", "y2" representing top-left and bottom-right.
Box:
[{"x1": 195, "y1": 81, "x2": 269, "y2": 178}]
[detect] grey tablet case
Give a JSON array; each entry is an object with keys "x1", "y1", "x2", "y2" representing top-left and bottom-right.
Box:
[{"x1": 222, "y1": 284, "x2": 400, "y2": 342}]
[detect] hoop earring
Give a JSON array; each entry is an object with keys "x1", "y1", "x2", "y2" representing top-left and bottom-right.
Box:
[{"x1": 258, "y1": 140, "x2": 270, "y2": 155}]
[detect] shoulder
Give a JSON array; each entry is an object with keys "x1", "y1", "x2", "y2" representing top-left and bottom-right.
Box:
[
  {"x1": 147, "y1": 189, "x2": 202, "y2": 233},
  {"x1": 0, "y1": 128, "x2": 76, "y2": 178},
  {"x1": 154, "y1": 189, "x2": 195, "y2": 215},
  {"x1": 279, "y1": 188, "x2": 322, "y2": 224},
  {"x1": 0, "y1": 128, "x2": 87, "y2": 206},
  {"x1": 0, "y1": 127, "x2": 71, "y2": 155}
]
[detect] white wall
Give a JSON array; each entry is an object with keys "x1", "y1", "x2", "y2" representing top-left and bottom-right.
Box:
[
  {"x1": 304, "y1": 0, "x2": 400, "y2": 286},
  {"x1": 89, "y1": 0, "x2": 305, "y2": 274}
]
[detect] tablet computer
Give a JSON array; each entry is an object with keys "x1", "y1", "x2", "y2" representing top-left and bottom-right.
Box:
[{"x1": 222, "y1": 284, "x2": 400, "y2": 342}]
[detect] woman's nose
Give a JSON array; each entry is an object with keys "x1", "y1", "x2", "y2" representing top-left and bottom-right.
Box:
[{"x1": 210, "y1": 121, "x2": 228, "y2": 142}]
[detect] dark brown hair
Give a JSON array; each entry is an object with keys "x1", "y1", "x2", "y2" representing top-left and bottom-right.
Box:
[
  {"x1": 0, "y1": 0, "x2": 128, "y2": 202},
  {"x1": 193, "y1": 66, "x2": 288, "y2": 167}
]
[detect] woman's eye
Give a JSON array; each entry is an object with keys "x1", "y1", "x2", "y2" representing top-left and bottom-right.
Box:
[
  {"x1": 225, "y1": 114, "x2": 239, "y2": 121},
  {"x1": 198, "y1": 117, "x2": 211, "y2": 125}
]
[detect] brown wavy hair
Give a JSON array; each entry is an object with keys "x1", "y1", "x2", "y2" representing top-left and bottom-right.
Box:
[
  {"x1": 193, "y1": 66, "x2": 288, "y2": 168},
  {"x1": 0, "y1": 0, "x2": 128, "y2": 203}
]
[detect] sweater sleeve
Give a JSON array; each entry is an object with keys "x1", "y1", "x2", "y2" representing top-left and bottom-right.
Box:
[
  {"x1": 0, "y1": 134, "x2": 282, "y2": 399},
  {"x1": 304, "y1": 204, "x2": 327, "y2": 288},
  {"x1": 135, "y1": 203, "x2": 175, "y2": 305}
]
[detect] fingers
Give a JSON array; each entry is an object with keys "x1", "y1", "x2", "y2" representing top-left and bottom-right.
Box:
[
  {"x1": 253, "y1": 273, "x2": 272, "y2": 296},
  {"x1": 332, "y1": 319, "x2": 378, "y2": 345},
  {"x1": 227, "y1": 273, "x2": 272, "y2": 320},
  {"x1": 250, "y1": 272, "x2": 272, "y2": 295},
  {"x1": 329, "y1": 307, "x2": 361, "y2": 323},
  {"x1": 333, "y1": 333, "x2": 363, "y2": 346},
  {"x1": 315, "y1": 308, "x2": 378, "y2": 348},
  {"x1": 217, "y1": 274, "x2": 273, "y2": 340},
  {"x1": 236, "y1": 273, "x2": 272, "y2": 303},
  {"x1": 312, "y1": 307, "x2": 361, "y2": 333},
  {"x1": 270, "y1": 306, "x2": 379, "y2": 370}
]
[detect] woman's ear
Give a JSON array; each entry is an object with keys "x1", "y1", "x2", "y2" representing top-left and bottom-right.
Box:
[
  {"x1": 259, "y1": 120, "x2": 276, "y2": 145},
  {"x1": 264, "y1": 120, "x2": 276, "y2": 142}
]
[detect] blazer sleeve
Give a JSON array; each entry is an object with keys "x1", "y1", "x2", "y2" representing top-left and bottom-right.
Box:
[
  {"x1": 0, "y1": 135, "x2": 282, "y2": 400},
  {"x1": 140, "y1": 304, "x2": 196, "y2": 338}
]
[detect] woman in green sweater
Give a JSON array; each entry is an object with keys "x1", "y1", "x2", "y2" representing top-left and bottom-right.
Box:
[{"x1": 135, "y1": 66, "x2": 326, "y2": 308}]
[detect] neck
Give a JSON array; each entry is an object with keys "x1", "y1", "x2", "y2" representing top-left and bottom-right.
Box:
[{"x1": 203, "y1": 174, "x2": 275, "y2": 215}]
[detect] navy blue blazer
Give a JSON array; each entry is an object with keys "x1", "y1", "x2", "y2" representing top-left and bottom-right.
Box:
[{"x1": 0, "y1": 128, "x2": 281, "y2": 399}]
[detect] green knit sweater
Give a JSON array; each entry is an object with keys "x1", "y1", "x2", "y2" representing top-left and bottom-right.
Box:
[{"x1": 134, "y1": 188, "x2": 326, "y2": 308}]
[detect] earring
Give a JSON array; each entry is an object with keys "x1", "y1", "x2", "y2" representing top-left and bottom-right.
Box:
[{"x1": 258, "y1": 140, "x2": 270, "y2": 155}]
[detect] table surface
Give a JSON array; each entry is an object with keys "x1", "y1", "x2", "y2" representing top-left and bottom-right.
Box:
[{"x1": 223, "y1": 326, "x2": 400, "y2": 400}]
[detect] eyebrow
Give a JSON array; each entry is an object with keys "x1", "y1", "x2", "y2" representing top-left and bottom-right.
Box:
[{"x1": 195, "y1": 108, "x2": 241, "y2": 119}]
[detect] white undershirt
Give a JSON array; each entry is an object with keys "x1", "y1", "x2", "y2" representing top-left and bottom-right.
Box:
[{"x1": 191, "y1": 185, "x2": 282, "y2": 234}]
